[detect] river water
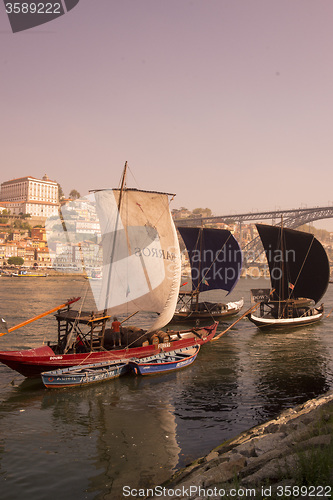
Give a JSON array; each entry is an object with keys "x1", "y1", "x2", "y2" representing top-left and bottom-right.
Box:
[{"x1": 1, "y1": 275, "x2": 333, "y2": 499}]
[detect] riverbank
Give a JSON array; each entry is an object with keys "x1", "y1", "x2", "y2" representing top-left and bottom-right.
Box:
[
  {"x1": 0, "y1": 269, "x2": 85, "y2": 277},
  {"x1": 152, "y1": 392, "x2": 333, "y2": 499}
]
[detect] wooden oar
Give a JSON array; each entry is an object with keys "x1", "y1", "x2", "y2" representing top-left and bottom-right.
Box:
[
  {"x1": 211, "y1": 302, "x2": 260, "y2": 342},
  {"x1": 120, "y1": 311, "x2": 139, "y2": 324},
  {"x1": 0, "y1": 297, "x2": 81, "y2": 337}
]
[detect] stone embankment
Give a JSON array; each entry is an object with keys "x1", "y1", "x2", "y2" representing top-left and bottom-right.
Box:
[{"x1": 153, "y1": 392, "x2": 333, "y2": 499}]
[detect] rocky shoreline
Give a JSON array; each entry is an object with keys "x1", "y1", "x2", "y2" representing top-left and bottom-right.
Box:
[{"x1": 151, "y1": 392, "x2": 333, "y2": 499}]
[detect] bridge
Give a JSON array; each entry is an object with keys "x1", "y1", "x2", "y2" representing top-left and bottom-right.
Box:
[
  {"x1": 174, "y1": 205, "x2": 333, "y2": 229},
  {"x1": 175, "y1": 205, "x2": 333, "y2": 266}
]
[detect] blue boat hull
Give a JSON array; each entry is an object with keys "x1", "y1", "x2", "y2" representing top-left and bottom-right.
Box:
[{"x1": 129, "y1": 345, "x2": 200, "y2": 376}]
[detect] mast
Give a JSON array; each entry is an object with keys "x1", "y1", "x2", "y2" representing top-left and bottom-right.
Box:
[
  {"x1": 279, "y1": 215, "x2": 285, "y2": 317},
  {"x1": 117, "y1": 161, "x2": 128, "y2": 211},
  {"x1": 103, "y1": 161, "x2": 128, "y2": 311},
  {"x1": 195, "y1": 225, "x2": 203, "y2": 311}
]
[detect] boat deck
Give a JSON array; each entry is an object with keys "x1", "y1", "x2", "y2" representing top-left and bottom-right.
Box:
[{"x1": 55, "y1": 309, "x2": 111, "y2": 324}]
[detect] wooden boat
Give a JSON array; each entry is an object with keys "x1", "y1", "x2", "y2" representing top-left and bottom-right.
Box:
[
  {"x1": 172, "y1": 227, "x2": 243, "y2": 323},
  {"x1": 174, "y1": 294, "x2": 244, "y2": 322},
  {"x1": 247, "y1": 223, "x2": 330, "y2": 330},
  {"x1": 0, "y1": 270, "x2": 12, "y2": 277},
  {"x1": 41, "y1": 359, "x2": 129, "y2": 388},
  {"x1": 0, "y1": 163, "x2": 219, "y2": 377},
  {"x1": 11, "y1": 270, "x2": 48, "y2": 277},
  {"x1": 129, "y1": 345, "x2": 200, "y2": 375},
  {"x1": 0, "y1": 312, "x2": 217, "y2": 377},
  {"x1": 84, "y1": 268, "x2": 102, "y2": 280}
]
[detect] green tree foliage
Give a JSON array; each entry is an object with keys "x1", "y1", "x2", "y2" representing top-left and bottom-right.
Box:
[
  {"x1": 69, "y1": 189, "x2": 81, "y2": 200},
  {"x1": 8, "y1": 256, "x2": 24, "y2": 266},
  {"x1": 192, "y1": 207, "x2": 212, "y2": 217},
  {"x1": 57, "y1": 182, "x2": 65, "y2": 202},
  {"x1": 13, "y1": 219, "x2": 31, "y2": 231},
  {"x1": 0, "y1": 209, "x2": 10, "y2": 224}
]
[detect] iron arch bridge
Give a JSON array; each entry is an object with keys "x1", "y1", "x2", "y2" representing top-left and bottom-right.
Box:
[
  {"x1": 175, "y1": 206, "x2": 333, "y2": 266},
  {"x1": 174, "y1": 206, "x2": 333, "y2": 229}
]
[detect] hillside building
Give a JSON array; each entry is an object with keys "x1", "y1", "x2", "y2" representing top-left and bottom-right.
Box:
[{"x1": 0, "y1": 174, "x2": 59, "y2": 217}]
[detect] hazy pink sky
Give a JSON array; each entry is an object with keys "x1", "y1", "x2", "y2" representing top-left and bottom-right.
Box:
[{"x1": 1, "y1": 1, "x2": 333, "y2": 228}]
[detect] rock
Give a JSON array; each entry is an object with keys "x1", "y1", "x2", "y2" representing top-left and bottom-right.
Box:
[
  {"x1": 253, "y1": 432, "x2": 287, "y2": 456},
  {"x1": 203, "y1": 456, "x2": 247, "y2": 487},
  {"x1": 230, "y1": 440, "x2": 256, "y2": 458},
  {"x1": 241, "y1": 454, "x2": 299, "y2": 486},
  {"x1": 205, "y1": 450, "x2": 219, "y2": 462},
  {"x1": 264, "y1": 422, "x2": 280, "y2": 433},
  {"x1": 298, "y1": 434, "x2": 332, "y2": 450},
  {"x1": 153, "y1": 391, "x2": 333, "y2": 499}
]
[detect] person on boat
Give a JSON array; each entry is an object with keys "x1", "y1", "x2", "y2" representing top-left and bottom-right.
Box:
[
  {"x1": 111, "y1": 316, "x2": 122, "y2": 347},
  {"x1": 75, "y1": 334, "x2": 86, "y2": 353}
]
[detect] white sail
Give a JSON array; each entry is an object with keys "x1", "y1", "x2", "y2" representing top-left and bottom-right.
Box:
[
  {"x1": 94, "y1": 188, "x2": 181, "y2": 332},
  {"x1": 46, "y1": 188, "x2": 181, "y2": 332}
]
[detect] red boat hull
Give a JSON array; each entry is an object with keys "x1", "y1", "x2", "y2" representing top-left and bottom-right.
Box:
[{"x1": 0, "y1": 323, "x2": 218, "y2": 378}]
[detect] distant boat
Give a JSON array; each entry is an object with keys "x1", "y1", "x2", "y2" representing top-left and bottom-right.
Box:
[
  {"x1": 85, "y1": 268, "x2": 102, "y2": 280},
  {"x1": 172, "y1": 227, "x2": 243, "y2": 323},
  {"x1": 129, "y1": 345, "x2": 200, "y2": 376},
  {"x1": 11, "y1": 270, "x2": 48, "y2": 277},
  {"x1": 248, "y1": 223, "x2": 330, "y2": 329},
  {"x1": 41, "y1": 359, "x2": 129, "y2": 389}
]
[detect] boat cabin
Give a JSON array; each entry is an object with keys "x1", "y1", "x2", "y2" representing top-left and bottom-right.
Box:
[{"x1": 51, "y1": 306, "x2": 172, "y2": 355}]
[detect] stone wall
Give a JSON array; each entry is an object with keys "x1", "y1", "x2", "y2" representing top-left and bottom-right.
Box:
[{"x1": 152, "y1": 391, "x2": 333, "y2": 499}]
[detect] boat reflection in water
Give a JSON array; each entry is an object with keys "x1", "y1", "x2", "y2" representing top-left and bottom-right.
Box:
[
  {"x1": 250, "y1": 328, "x2": 330, "y2": 416},
  {"x1": 43, "y1": 373, "x2": 182, "y2": 498},
  {"x1": 87, "y1": 377, "x2": 181, "y2": 497}
]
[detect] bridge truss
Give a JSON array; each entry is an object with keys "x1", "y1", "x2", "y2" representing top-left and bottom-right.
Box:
[
  {"x1": 175, "y1": 206, "x2": 333, "y2": 266},
  {"x1": 175, "y1": 206, "x2": 333, "y2": 229}
]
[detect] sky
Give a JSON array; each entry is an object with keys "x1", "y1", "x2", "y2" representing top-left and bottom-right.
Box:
[{"x1": 1, "y1": 0, "x2": 333, "y2": 228}]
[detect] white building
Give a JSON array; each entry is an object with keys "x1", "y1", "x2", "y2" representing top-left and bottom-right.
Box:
[{"x1": 0, "y1": 174, "x2": 59, "y2": 217}]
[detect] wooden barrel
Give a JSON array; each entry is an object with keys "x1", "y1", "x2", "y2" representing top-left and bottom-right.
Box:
[
  {"x1": 158, "y1": 332, "x2": 170, "y2": 343},
  {"x1": 121, "y1": 326, "x2": 148, "y2": 347},
  {"x1": 147, "y1": 331, "x2": 170, "y2": 344},
  {"x1": 149, "y1": 333, "x2": 160, "y2": 345}
]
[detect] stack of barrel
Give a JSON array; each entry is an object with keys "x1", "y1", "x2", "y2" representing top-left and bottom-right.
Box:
[{"x1": 121, "y1": 327, "x2": 170, "y2": 347}]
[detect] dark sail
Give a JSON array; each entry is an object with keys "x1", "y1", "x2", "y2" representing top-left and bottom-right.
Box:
[
  {"x1": 256, "y1": 224, "x2": 330, "y2": 304},
  {"x1": 178, "y1": 227, "x2": 242, "y2": 294}
]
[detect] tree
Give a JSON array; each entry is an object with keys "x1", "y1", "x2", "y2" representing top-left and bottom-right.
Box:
[
  {"x1": 13, "y1": 219, "x2": 31, "y2": 230},
  {"x1": 57, "y1": 182, "x2": 65, "y2": 202},
  {"x1": 0, "y1": 209, "x2": 10, "y2": 224},
  {"x1": 69, "y1": 189, "x2": 81, "y2": 200},
  {"x1": 192, "y1": 208, "x2": 212, "y2": 218},
  {"x1": 8, "y1": 256, "x2": 24, "y2": 266}
]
